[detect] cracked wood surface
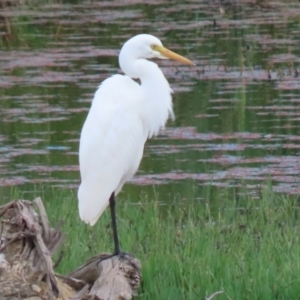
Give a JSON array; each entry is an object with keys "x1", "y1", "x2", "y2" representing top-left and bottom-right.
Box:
[{"x1": 0, "y1": 198, "x2": 141, "y2": 300}]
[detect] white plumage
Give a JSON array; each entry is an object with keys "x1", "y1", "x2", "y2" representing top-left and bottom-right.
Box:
[{"x1": 78, "y1": 34, "x2": 192, "y2": 227}]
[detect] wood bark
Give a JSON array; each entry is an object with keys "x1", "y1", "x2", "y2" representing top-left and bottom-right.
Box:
[{"x1": 0, "y1": 198, "x2": 141, "y2": 300}]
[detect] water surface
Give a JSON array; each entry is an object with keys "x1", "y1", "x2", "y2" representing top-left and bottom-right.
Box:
[{"x1": 1, "y1": 0, "x2": 300, "y2": 203}]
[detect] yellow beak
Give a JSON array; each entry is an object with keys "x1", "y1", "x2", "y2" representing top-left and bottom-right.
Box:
[{"x1": 155, "y1": 45, "x2": 193, "y2": 66}]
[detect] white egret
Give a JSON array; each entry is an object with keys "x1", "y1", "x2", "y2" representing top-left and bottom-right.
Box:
[{"x1": 78, "y1": 34, "x2": 192, "y2": 255}]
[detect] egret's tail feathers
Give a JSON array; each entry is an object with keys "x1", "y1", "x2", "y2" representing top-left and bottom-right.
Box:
[{"x1": 77, "y1": 181, "x2": 111, "y2": 226}]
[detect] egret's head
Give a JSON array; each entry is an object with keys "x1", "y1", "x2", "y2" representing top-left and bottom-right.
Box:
[{"x1": 120, "y1": 34, "x2": 193, "y2": 67}]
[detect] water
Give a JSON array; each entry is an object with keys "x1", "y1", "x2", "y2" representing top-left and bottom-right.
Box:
[{"x1": 1, "y1": 0, "x2": 300, "y2": 204}]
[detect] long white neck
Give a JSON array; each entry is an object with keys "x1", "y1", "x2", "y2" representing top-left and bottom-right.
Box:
[{"x1": 119, "y1": 56, "x2": 174, "y2": 138}]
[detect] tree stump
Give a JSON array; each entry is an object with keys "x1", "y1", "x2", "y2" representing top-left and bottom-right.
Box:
[{"x1": 0, "y1": 198, "x2": 141, "y2": 300}]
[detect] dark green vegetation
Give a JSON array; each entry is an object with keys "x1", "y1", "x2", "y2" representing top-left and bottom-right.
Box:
[{"x1": 5, "y1": 187, "x2": 300, "y2": 300}]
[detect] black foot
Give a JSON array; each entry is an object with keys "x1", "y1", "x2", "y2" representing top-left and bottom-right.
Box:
[
  {"x1": 99, "y1": 250, "x2": 133, "y2": 263},
  {"x1": 114, "y1": 250, "x2": 133, "y2": 259}
]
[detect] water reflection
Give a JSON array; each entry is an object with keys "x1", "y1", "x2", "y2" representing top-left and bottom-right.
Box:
[{"x1": 0, "y1": 0, "x2": 300, "y2": 202}]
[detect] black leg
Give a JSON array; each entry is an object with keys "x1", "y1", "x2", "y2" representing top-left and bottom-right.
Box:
[{"x1": 109, "y1": 192, "x2": 120, "y2": 255}]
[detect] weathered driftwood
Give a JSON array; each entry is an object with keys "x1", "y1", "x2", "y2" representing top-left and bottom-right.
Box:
[{"x1": 0, "y1": 198, "x2": 141, "y2": 300}]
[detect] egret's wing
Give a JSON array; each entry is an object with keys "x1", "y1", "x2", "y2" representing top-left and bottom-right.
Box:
[{"x1": 78, "y1": 75, "x2": 145, "y2": 226}]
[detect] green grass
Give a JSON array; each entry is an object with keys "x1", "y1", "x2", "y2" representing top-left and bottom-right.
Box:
[{"x1": 3, "y1": 186, "x2": 300, "y2": 299}]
